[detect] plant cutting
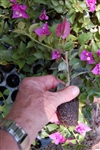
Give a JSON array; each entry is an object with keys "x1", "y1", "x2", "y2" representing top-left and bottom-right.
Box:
[{"x1": 0, "y1": 0, "x2": 100, "y2": 149}]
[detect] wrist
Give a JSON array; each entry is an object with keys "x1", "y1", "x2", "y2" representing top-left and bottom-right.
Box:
[
  {"x1": 0, "y1": 129, "x2": 20, "y2": 150},
  {"x1": 5, "y1": 109, "x2": 40, "y2": 144}
]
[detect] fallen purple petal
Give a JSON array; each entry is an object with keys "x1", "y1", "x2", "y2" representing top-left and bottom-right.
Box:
[{"x1": 75, "y1": 122, "x2": 92, "y2": 136}]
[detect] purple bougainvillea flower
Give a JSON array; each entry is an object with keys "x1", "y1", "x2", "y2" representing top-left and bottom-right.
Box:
[
  {"x1": 10, "y1": 0, "x2": 29, "y2": 18},
  {"x1": 52, "y1": 50, "x2": 61, "y2": 60},
  {"x1": 56, "y1": 18, "x2": 70, "y2": 39},
  {"x1": 34, "y1": 23, "x2": 50, "y2": 36},
  {"x1": 96, "y1": 50, "x2": 100, "y2": 56},
  {"x1": 91, "y1": 63, "x2": 100, "y2": 75},
  {"x1": 80, "y1": 50, "x2": 94, "y2": 64},
  {"x1": 10, "y1": 0, "x2": 16, "y2": 2},
  {"x1": 86, "y1": 0, "x2": 96, "y2": 12},
  {"x1": 49, "y1": 132, "x2": 66, "y2": 145},
  {"x1": 75, "y1": 122, "x2": 92, "y2": 136},
  {"x1": 39, "y1": 10, "x2": 49, "y2": 20}
]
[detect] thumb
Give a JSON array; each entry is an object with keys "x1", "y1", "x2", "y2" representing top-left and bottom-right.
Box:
[{"x1": 53, "y1": 85, "x2": 80, "y2": 106}]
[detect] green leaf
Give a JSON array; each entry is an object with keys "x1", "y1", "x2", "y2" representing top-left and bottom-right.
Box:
[
  {"x1": 79, "y1": 93, "x2": 87, "y2": 103},
  {"x1": 58, "y1": 0, "x2": 64, "y2": 5},
  {"x1": 64, "y1": 41, "x2": 74, "y2": 50},
  {"x1": 69, "y1": 58, "x2": 83, "y2": 69},
  {"x1": 51, "y1": 0, "x2": 59, "y2": 6},
  {"x1": 3, "y1": 89, "x2": 10, "y2": 95},
  {"x1": 17, "y1": 59, "x2": 25, "y2": 69},
  {"x1": 29, "y1": 23, "x2": 39, "y2": 34},
  {"x1": 46, "y1": 124, "x2": 58, "y2": 132},
  {"x1": 0, "y1": 0, "x2": 11, "y2": 8},
  {"x1": 78, "y1": 33, "x2": 92, "y2": 45},
  {"x1": 34, "y1": 0, "x2": 47, "y2": 5},
  {"x1": 13, "y1": 29, "x2": 24, "y2": 34},
  {"x1": 38, "y1": 35, "x2": 46, "y2": 42},
  {"x1": 96, "y1": 11, "x2": 100, "y2": 23},
  {"x1": 58, "y1": 62, "x2": 67, "y2": 71},
  {"x1": 27, "y1": 41, "x2": 34, "y2": 48},
  {"x1": 33, "y1": 51, "x2": 43, "y2": 59},
  {"x1": 54, "y1": 5, "x2": 64, "y2": 13},
  {"x1": 12, "y1": 52, "x2": 20, "y2": 60},
  {"x1": 18, "y1": 21, "x2": 25, "y2": 30},
  {"x1": 66, "y1": 9, "x2": 75, "y2": 24},
  {"x1": 91, "y1": 40, "x2": 98, "y2": 52},
  {"x1": 65, "y1": 1, "x2": 72, "y2": 8},
  {"x1": 2, "y1": 104, "x2": 11, "y2": 117},
  {"x1": 40, "y1": 130, "x2": 49, "y2": 138},
  {"x1": 71, "y1": 68, "x2": 89, "y2": 79},
  {"x1": 1, "y1": 35, "x2": 14, "y2": 46},
  {"x1": 18, "y1": 42, "x2": 26, "y2": 54},
  {"x1": 0, "y1": 50, "x2": 13, "y2": 61}
]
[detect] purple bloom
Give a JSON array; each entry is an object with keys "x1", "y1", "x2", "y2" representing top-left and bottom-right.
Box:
[
  {"x1": 34, "y1": 23, "x2": 50, "y2": 37},
  {"x1": 96, "y1": 50, "x2": 100, "y2": 56},
  {"x1": 91, "y1": 63, "x2": 100, "y2": 75},
  {"x1": 86, "y1": 0, "x2": 96, "y2": 12},
  {"x1": 10, "y1": 0, "x2": 29, "y2": 18},
  {"x1": 49, "y1": 132, "x2": 66, "y2": 145},
  {"x1": 75, "y1": 122, "x2": 92, "y2": 136},
  {"x1": 10, "y1": 0, "x2": 16, "y2": 2},
  {"x1": 39, "y1": 10, "x2": 49, "y2": 20},
  {"x1": 56, "y1": 18, "x2": 70, "y2": 39},
  {"x1": 52, "y1": 50, "x2": 61, "y2": 60},
  {"x1": 80, "y1": 50, "x2": 94, "y2": 64}
]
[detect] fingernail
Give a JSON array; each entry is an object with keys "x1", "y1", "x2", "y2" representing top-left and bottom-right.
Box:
[{"x1": 70, "y1": 86, "x2": 80, "y2": 96}]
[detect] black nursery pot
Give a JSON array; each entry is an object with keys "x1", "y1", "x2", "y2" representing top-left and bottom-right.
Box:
[
  {"x1": 11, "y1": 90, "x2": 18, "y2": 102},
  {"x1": 1, "y1": 64, "x2": 14, "y2": 73},
  {"x1": 6, "y1": 74, "x2": 20, "y2": 88},
  {"x1": 0, "y1": 86, "x2": 8, "y2": 106},
  {"x1": 0, "y1": 72, "x2": 4, "y2": 83}
]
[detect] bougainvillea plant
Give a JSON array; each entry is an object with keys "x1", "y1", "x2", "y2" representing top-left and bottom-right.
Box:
[{"x1": 0, "y1": 0, "x2": 100, "y2": 149}]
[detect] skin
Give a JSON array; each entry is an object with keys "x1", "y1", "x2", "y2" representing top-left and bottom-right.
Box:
[{"x1": 0, "y1": 75, "x2": 80, "y2": 150}]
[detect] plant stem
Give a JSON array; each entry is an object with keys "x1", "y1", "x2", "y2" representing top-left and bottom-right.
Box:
[
  {"x1": 64, "y1": 51, "x2": 70, "y2": 86},
  {"x1": 24, "y1": 32, "x2": 53, "y2": 50},
  {"x1": 47, "y1": 10, "x2": 55, "y2": 14}
]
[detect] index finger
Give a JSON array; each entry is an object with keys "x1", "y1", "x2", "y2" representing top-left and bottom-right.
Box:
[{"x1": 32, "y1": 75, "x2": 60, "y2": 90}]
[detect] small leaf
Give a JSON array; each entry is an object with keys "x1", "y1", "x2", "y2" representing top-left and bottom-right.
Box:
[
  {"x1": 33, "y1": 52, "x2": 43, "y2": 58},
  {"x1": 78, "y1": 33, "x2": 92, "y2": 45},
  {"x1": 0, "y1": 50, "x2": 13, "y2": 61},
  {"x1": 58, "y1": 62, "x2": 67, "y2": 71},
  {"x1": 50, "y1": 62, "x2": 59, "y2": 70},
  {"x1": 54, "y1": 5, "x2": 64, "y2": 13},
  {"x1": 27, "y1": 41, "x2": 34, "y2": 48},
  {"x1": 64, "y1": 41, "x2": 74, "y2": 50},
  {"x1": 96, "y1": 11, "x2": 100, "y2": 23},
  {"x1": 38, "y1": 35, "x2": 46, "y2": 42},
  {"x1": 46, "y1": 124, "x2": 58, "y2": 132},
  {"x1": 29, "y1": 23, "x2": 39, "y2": 34},
  {"x1": 51, "y1": 0, "x2": 59, "y2": 6},
  {"x1": 1, "y1": 35, "x2": 14, "y2": 46},
  {"x1": 17, "y1": 59, "x2": 25, "y2": 69},
  {"x1": 18, "y1": 21, "x2": 25, "y2": 29},
  {"x1": 71, "y1": 68, "x2": 89, "y2": 79},
  {"x1": 3, "y1": 89, "x2": 10, "y2": 95}
]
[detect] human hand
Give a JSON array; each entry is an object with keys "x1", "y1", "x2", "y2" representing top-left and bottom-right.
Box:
[{"x1": 6, "y1": 75, "x2": 79, "y2": 145}]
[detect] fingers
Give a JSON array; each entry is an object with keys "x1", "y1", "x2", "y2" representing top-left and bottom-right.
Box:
[
  {"x1": 53, "y1": 85, "x2": 80, "y2": 106},
  {"x1": 30, "y1": 75, "x2": 59, "y2": 90}
]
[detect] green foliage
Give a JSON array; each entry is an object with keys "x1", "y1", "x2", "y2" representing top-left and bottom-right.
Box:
[{"x1": 0, "y1": 0, "x2": 100, "y2": 148}]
